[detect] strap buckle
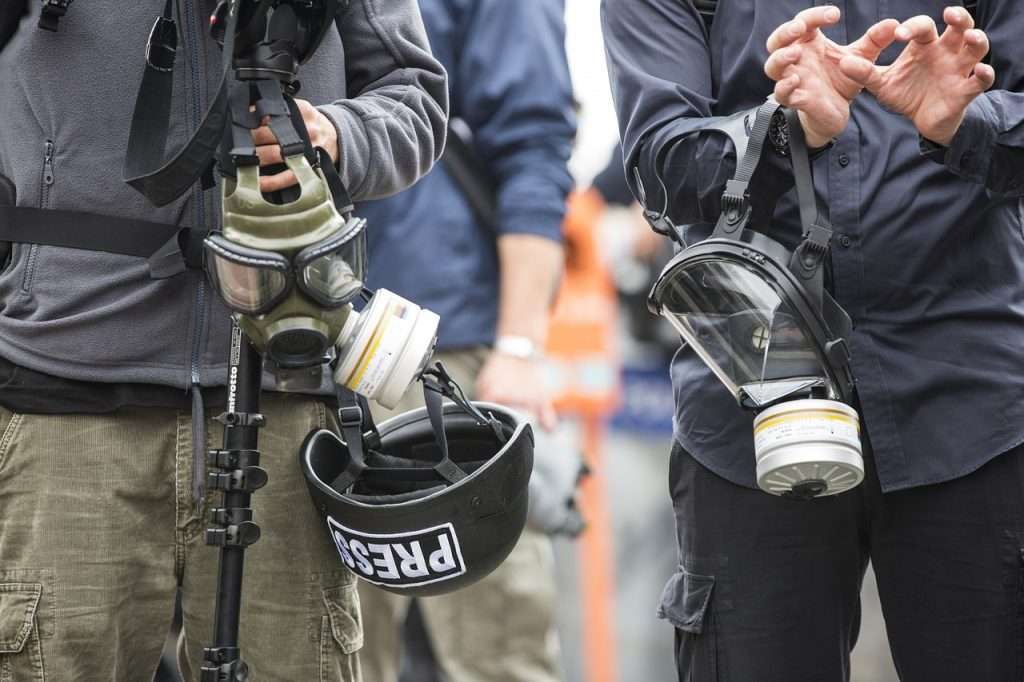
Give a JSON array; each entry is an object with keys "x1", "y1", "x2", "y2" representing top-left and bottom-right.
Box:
[
  {"x1": 38, "y1": 0, "x2": 73, "y2": 32},
  {"x1": 145, "y1": 16, "x2": 178, "y2": 72},
  {"x1": 337, "y1": 405, "x2": 363, "y2": 429}
]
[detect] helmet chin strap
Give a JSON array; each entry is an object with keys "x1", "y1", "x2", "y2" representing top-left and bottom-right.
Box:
[{"x1": 328, "y1": 361, "x2": 508, "y2": 493}]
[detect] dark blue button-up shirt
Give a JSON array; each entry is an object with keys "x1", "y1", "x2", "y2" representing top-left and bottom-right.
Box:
[
  {"x1": 603, "y1": 0, "x2": 1024, "y2": 492},
  {"x1": 357, "y1": 0, "x2": 575, "y2": 350}
]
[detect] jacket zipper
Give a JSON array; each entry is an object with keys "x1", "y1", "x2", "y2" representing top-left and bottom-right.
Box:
[
  {"x1": 23, "y1": 140, "x2": 55, "y2": 292},
  {"x1": 182, "y1": 0, "x2": 206, "y2": 390}
]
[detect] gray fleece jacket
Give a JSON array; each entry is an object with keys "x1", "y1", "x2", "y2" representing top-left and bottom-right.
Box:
[{"x1": 0, "y1": 0, "x2": 448, "y2": 390}]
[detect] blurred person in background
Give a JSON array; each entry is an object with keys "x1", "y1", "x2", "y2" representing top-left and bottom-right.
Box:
[
  {"x1": 604, "y1": 1, "x2": 1024, "y2": 681},
  {"x1": 355, "y1": 0, "x2": 576, "y2": 680}
]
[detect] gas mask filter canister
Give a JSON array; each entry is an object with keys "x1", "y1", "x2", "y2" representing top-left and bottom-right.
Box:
[
  {"x1": 333, "y1": 289, "x2": 440, "y2": 410},
  {"x1": 648, "y1": 99, "x2": 861, "y2": 499}
]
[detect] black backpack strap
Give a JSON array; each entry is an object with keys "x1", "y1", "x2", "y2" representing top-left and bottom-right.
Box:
[
  {"x1": 123, "y1": 0, "x2": 239, "y2": 207},
  {"x1": 441, "y1": 121, "x2": 499, "y2": 233},
  {"x1": 0, "y1": 206, "x2": 202, "y2": 277}
]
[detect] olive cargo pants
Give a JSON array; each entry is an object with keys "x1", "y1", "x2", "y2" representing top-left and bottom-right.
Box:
[
  {"x1": 358, "y1": 349, "x2": 562, "y2": 682},
  {"x1": 0, "y1": 393, "x2": 362, "y2": 681}
]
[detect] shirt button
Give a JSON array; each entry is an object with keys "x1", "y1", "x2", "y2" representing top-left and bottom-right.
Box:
[
  {"x1": 839, "y1": 235, "x2": 852, "y2": 248},
  {"x1": 838, "y1": 154, "x2": 851, "y2": 168}
]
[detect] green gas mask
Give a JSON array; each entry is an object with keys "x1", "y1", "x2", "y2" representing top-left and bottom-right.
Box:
[{"x1": 205, "y1": 153, "x2": 367, "y2": 371}]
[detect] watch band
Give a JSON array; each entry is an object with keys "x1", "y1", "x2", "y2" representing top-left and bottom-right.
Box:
[{"x1": 494, "y1": 335, "x2": 541, "y2": 360}]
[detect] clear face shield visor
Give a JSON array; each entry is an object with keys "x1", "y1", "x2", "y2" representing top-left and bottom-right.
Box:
[{"x1": 652, "y1": 254, "x2": 841, "y2": 409}]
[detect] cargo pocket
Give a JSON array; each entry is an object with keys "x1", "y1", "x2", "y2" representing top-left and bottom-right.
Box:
[
  {"x1": 319, "y1": 582, "x2": 363, "y2": 682},
  {"x1": 0, "y1": 583, "x2": 45, "y2": 682},
  {"x1": 658, "y1": 568, "x2": 719, "y2": 681}
]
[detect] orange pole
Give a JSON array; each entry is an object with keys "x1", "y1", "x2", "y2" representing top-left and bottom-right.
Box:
[{"x1": 579, "y1": 415, "x2": 617, "y2": 682}]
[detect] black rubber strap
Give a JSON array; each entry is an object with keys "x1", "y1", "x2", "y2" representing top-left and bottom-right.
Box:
[
  {"x1": 329, "y1": 388, "x2": 370, "y2": 492},
  {"x1": 423, "y1": 381, "x2": 467, "y2": 484},
  {"x1": 711, "y1": 98, "x2": 780, "y2": 238},
  {"x1": 123, "y1": 0, "x2": 239, "y2": 207},
  {"x1": 785, "y1": 108, "x2": 833, "y2": 248}
]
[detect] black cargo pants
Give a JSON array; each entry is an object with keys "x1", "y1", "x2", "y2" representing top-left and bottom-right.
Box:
[{"x1": 664, "y1": 435, "x2": 1024, "y2": 681}]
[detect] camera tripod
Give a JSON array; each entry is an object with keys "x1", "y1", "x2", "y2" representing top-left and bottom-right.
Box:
[{"x1": 200, "y1": 324, "x2": 267, "y2": 682}]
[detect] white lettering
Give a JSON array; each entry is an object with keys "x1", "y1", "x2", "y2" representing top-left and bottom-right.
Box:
[
  {"x1": 368, "y1": 543, "x2": 400, "y2": 581},
  {"x1": 348, "y1": 539, "x2": 374, "y2": 576},
  {"x1": 332, "y1": 530, "x2": 355, "y2": 570},
  {"x1": 429, "y1": 535, "x2": 458, "y2": 574},
  {"x1": 393, "y1": 541, "x2": 429, "y2": 579}
]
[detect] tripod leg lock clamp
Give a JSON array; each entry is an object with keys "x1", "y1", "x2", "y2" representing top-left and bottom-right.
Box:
[
  {"x1": 207, "y1": 448, "x2": 261, "y2": 470},
  {"x1": 206, "y1": 520, "x2": 262, "y2": 547},
  {"x1": 209, "y1": 506, "x2": 254, "y2": 526},
  {"x1": 208, "y1": 466, "x2": 269, "y2": 493},
  {"x1": 201, "y1": 647, "x2": 249, "y2": 682},
  {"x1": 214, "y1": 411, "x2": 266, "y2": 428}
]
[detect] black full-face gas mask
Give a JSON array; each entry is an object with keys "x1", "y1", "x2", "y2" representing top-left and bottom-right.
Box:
[{"x1": 649, "y1": 99, "x2": 861, "y2": 499}]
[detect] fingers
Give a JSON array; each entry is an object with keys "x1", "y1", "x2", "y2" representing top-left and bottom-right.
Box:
[
  {"x1": 766, "y1": 5, "x2": 840, "y2": 52},
  {"x1": 260, "y1": 170, "x2": 297, "y2": 193},
  {"x1": 251, "y1": 125, "x2": 278, "y2": 146},
  {"x1": 849, "y1": 18, "x2": 900, "y2": 61},
  {"x1": 773, "y1": 73, "x2": 801, "y2": 105},
  {"x1": 254, "y1": 144, "x2": 283, "y2": 166},
  {"x1": 939, "y1": 5, "x2": 974, "y2": 50},
  {"x1": 764, "y1": 45, "x2": 802, "y2": 81},
  {"x1": 538, "y1": 402, "x2": 559, "y2": 432},
  {"x1": 838, "y1": 54, "x2": 883, "y2": 90},
  {"x1": 895, "y1": 15, "x2": 940, "y2": 44},
  {"x1": 969, "y1": 62, "x2": 996, "y2": 93},
  {"x1": 962, "y1": 28, "x2": 990, "y2": 66}
]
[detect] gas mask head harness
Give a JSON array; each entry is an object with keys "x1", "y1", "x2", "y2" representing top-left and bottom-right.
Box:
[
  {"x1": 648, "y1": 99, "x2": 861, "y2": 499},
  {"x1": 201, "y1": 1, "x2": 438, "y2": 402}
]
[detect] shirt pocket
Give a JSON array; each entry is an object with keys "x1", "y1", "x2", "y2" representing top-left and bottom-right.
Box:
[
  {"x1": 0, "y1": 582, "x2": 45, "y2": 681},
  {"x1": 658, "y1": 568, "x2": 721, "y2": 679}
]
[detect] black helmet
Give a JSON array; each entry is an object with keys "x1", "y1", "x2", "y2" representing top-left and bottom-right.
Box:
[{"x1": 300, "y1": 367, "x2": 534, "y2": 597}]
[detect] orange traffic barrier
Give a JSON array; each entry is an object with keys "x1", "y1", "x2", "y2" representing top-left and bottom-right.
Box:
[{"x1": 547, "y1": 189, "x2": 621, "y2": 682}]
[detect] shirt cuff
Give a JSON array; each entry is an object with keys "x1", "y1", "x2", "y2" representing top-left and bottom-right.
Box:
[
  {"x1": 496, "y1": 208, "x2": 566, "y2": 242},
  {"x1": 922, "y1": 96, "x2": 1000, "y2": 183}
]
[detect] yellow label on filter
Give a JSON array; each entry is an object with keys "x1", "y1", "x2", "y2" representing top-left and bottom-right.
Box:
[
  {"x1": 347, "y1": 312, "x2": 414, "y2": 396},
  {"x1": 754, "y1": 410, "x2": 860, "y2": 451}
]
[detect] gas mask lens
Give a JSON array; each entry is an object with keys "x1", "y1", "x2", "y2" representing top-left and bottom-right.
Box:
[
  {"x1": 204, "y1": 216, "x2": 367, "y2": 315},
  {"x1": 296, "y1": 224, "x2": 367, "y2": 308}
]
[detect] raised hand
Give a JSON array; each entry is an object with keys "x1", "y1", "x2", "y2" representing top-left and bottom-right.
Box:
[
  {"x1": 764, "y1": 7, "x2": 899, "y2": 147},
  {"x1": 838, "y1": 6, "x2": 995, "y2": 146}
]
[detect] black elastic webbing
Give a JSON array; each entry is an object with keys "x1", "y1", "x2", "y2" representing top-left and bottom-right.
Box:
[
  {"x1": 0, "y1": 206, "x2": 203, "y2": 276},
  {"x1": 423, "y1": 382, "x2": 467, "y2": 484},
  {"x1": 329, "y1": 388, "x2": 371, "y2": 492},
  {"x1": 123, "y1": 0, "x2": 239, "y2": 207},
  {"x1": 711, "y1": 99, "x2": 780, "y2": 238},
  {"x1": 784, "y1": 108, "x2": 833, "y2": 293}
]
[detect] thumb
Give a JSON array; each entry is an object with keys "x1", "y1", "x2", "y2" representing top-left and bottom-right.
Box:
[{"x1": 839, "y1": 54, "x2": 881, "y2": 89}]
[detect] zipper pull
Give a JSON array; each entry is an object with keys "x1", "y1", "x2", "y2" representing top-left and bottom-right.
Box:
[{"x1": 43, "y1": 141, "x2": 55, "y2": 186}]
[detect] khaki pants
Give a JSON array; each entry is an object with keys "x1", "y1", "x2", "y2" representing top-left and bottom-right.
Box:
[
  {"x1": 359, "y1": 349, "x2": 561, "y2": 682},
  {"x1": 0, "y1": 393, "x2": 362, "y2": 682}
]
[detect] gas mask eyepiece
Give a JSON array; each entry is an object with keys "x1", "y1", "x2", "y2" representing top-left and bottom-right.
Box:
[{"x1": 649, "y1": 100, "x2": 861, "y2": 499}]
